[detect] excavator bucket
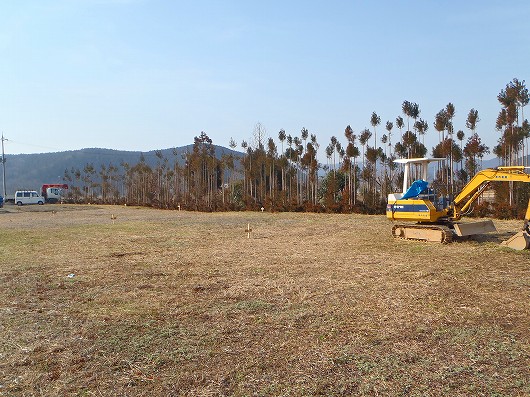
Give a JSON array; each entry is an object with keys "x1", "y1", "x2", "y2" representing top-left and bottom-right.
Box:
[
  {"x1": 502, "y1": 200, "x2": 530, "y2": 250},
  {"x1": 501, "y1": 231, "x2": 530, "y2": 250}
]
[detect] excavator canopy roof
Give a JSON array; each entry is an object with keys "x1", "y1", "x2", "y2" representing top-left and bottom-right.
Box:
[
  {"x1": 393, "y1": 157, "x2": 445, "y2": 164},
  {"x1": 393, "y1": 158, "x2": 445, "y2": 193}
]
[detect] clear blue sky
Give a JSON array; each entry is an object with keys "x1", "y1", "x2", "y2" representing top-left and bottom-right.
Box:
[{"x1": 2, "y1": 0, "x2": 529, "y2": 161}]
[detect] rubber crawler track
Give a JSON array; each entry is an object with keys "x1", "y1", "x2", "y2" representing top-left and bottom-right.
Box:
[{"x1": 391, "y1": 224, "x2": 453, "y2": 244}]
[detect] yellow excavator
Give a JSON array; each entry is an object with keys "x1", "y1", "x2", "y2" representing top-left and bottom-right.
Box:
[{"x1": 386, "y1": 158, "x2": 530, "y2": 249}]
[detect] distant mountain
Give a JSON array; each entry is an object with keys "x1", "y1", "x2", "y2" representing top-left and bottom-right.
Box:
[
  {"x1": 478, "y1": 155, "x2": 530, "y2": 169},
  {"x1": 481, "y1": 156, "x2": 501, "y2": 169},
  {"x1": 1, "y1": 145, "x2": 241, "y2": 196}
]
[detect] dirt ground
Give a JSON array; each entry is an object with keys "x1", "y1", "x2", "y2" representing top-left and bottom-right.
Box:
[{"x1": 0, "y1": 204, "x2": 528, "y2": 396}]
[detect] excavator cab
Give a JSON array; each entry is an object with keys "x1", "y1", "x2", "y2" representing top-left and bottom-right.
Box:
[
  {"x1": 399, "y1": 178, "x2": 447, "y2": 211},
  {"x1": 386, "y1": 158, "x2": 449, "y2": 224}
]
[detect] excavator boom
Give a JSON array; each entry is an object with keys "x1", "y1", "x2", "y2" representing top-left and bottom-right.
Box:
[{"x1": 450, "y1": 166, "x2": 530, "y2": 220}]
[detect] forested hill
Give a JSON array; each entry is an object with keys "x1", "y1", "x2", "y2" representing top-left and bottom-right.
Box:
[
  {"x1": 3, "y1": 144, "x2": 504, "y2": 197},
  {"x1": 2, "y1": 145, "x2": 241, "y2": 195}
]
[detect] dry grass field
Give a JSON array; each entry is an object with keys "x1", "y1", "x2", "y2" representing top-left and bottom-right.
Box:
[{"x1": 0, "y1": 204, "x2": 528, "y2": 396}]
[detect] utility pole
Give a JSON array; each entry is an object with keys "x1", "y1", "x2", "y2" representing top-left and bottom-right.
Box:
[{"x1": 1, "y1": 132, "x2": 7, "y2": 198}]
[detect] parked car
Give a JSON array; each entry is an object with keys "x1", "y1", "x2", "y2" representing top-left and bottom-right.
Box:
[
  {"x1": 15, "y1": 190, "x2": 45, "y2": 206},
  {"x1": 0, "y1": 195, "x2": 3, "y2": 208}
]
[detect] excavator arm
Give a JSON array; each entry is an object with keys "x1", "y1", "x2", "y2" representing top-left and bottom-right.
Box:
[{"x1": 448, "y1": 166, "x2": 530, "y2": 221}]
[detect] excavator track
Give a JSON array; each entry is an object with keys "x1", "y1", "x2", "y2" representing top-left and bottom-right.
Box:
[{"x1": 391, "y1": 224, "x2": 453, "y2": 244}]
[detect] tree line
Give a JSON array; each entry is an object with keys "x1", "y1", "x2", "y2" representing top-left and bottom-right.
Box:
[{"x1": 63, "y1": 78, "x2": 530, "y2": 217}]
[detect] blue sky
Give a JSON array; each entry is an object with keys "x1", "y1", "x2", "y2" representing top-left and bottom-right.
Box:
[{"x1": 2, "y1": 0, "x2": 529, "y2": 161}]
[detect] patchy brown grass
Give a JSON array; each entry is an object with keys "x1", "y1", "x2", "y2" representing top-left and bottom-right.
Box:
[{"x1": 0, "y1": 204, "x2": 528, "y2": 396}]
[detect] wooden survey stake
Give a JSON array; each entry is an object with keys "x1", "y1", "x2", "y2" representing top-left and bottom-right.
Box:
[{"x1": 245, "y1": 223, "x2": 252, "y2": 238}]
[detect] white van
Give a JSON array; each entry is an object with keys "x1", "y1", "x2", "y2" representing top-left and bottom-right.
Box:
[{"x1": 15, "y1": 190, "x2": 45, "y2": 206}]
